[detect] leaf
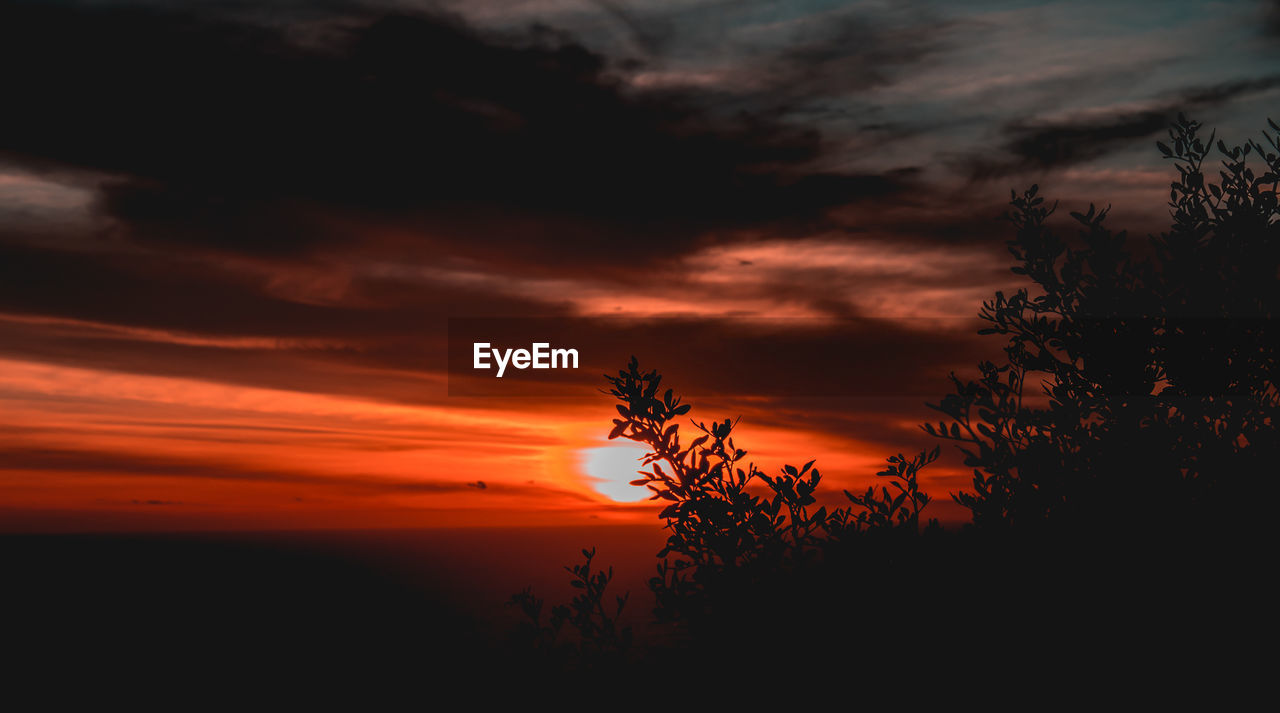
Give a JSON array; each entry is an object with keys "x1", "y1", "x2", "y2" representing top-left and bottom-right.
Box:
[{"x1": 608, "y1": 421, "x2": 626, "y2": 439}]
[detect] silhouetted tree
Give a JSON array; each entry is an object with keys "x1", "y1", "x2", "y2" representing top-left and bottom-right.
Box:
[
  {"x1": 929, "y1": 114, "x2": 1278, "y2": 536},
  {"x1": 604, "y1": 356, "x2": 937, "y2": 629},
  {"x1": 507, "y1": 547, "x2": 632, "y2": 666},
  {"x1": 510, "y1": 115, "x2": 1275, "y2": 671},
  {"x1": 511, "y1": 356, "x2": 938, "y2": 655}
]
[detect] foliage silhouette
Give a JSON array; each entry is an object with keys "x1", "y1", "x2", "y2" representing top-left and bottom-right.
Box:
[
  {"x1": 510, "y1": 115, "x2": 1274, "y2": 673},
  {"x1": 511, "y1": 357, "x2": 939, "y2": 652},
  {"x1": 929, "y1": 114, "x2": 1278, "y2": 534},
  {"x1": 512, "y1": 357, "x2": 939, "y2": 639},
  {"x1": 507, "y1": 546, "x2": 632, "y2": 666}
]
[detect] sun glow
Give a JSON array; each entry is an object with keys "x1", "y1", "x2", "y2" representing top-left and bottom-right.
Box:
[{"x1": 578, "y1": 442, "x2": 653, "y2": 503}]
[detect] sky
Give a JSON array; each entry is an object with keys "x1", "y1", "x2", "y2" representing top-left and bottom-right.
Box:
[{"x1": 2, "y1": 0, "x2": 1278, "y2": 532}]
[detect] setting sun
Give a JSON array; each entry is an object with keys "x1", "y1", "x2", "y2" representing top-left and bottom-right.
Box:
[{"x1": 579, "y1": 442, "x2": 653, "y2": 503}]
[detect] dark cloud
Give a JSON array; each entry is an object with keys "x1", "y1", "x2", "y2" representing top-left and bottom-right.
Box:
[
  {"x1": 992, "y1": 110, "x2": 1168, "y2": 176},
  {"x1": 0, "y1": 1, "x2": 911, "y2": 264},
  {"x1": 0, "y1": 307, "x2": 986, "y2": 408},
  {"x1": 646, "y1": 11, "x2": 953, "y2": 131},
  {"x1": 0, "y1": 445, "x2": 593, "y2": 499},
  {"x1": 960, "y1": 75, "x2": 1280, "y2": 179},
  {"x1": 767, "y1": 15, "x2": 945, "y2": 97},
  {"x1": 0, "y1": 236, "x2": 572, "y2": 335},
  {"x1": 591, "y1": 0, "x2": 676, "y2": 57},
  {"x1": 1265, "y1": 0, "x2": 1280, "y2": 37}
]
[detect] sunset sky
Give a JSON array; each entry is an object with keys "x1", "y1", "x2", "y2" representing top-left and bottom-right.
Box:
[{"x1": 3, "y1": 0, "x2": 1279, "y2": 533}]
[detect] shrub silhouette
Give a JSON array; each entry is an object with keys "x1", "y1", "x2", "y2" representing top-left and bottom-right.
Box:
[
  {"x1": 509, "y1": 357, "x2": 938, "y2": 656},
  {"x1": 510, "y1": 115, "x2": 1275, "y2": 669},
  {"x1": 928, "y1": 114, "x2": 1278, "y2": 535},
  {"x1": 507, "y1": 546, "x2": 632, "y2": 665},
  {"x1": 603, "y1": 356, "x2": 938, "y2": 628},
  {"x1": 511, "y1": 358, "x2": 939, "y2": 651}
]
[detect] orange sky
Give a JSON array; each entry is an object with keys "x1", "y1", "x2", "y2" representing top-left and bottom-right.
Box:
[{"x1": 0, "y1": 349, "x2": 972, "y2": 532}]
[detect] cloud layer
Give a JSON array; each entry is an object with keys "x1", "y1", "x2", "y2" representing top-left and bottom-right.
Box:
[{"x1": 2, "y1": 0, "x2": 1278, "y2": 528}]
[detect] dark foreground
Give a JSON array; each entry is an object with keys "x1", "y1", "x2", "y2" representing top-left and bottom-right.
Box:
[{"x1": 1, "y1": 525, "x2": 1263, "y2": 696}]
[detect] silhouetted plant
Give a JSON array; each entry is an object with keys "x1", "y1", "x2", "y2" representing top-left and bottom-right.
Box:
[
  {"x1": 604, "y1": 356, "x2": 936, "y2": 627},
  {"x1": 836, "y1": 447, "x2": 938, "y2": 532},
  {"x1": 507, "y1": 547, "x2": 632, "y2": 664},
  {"x1": 505, "y1": 114, "x2": 1273, "y2": 672},
  {"x1": 930, "y1": 114, "x2": 1278, "y2": 533}
]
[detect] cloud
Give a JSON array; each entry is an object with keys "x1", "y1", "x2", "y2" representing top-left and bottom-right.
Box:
[
  {"x1": 591, "y1": 0, "x2": 676, "y2": 57},
  {"x1": 0, "y1": 444, "x2": 592, "y2": 500},
  {"x1": 8, "y1": 0, "x2": 1259, "y2": 531},
  {"x1": 765, "y1": 14, "x2": 948, "y2": 98},
  {"x1": 0, "y1": 237, "x2": 569, "y2": 339},
  {"x1": 959, "y1": 75, "x2": 1280, "y2": 179},
  {"x1": 0, "y1": 1, "x2": 913, "y2": 265},
  {"x1": 1265, "y1": 0, "x2": 1280, "y2": 38}
]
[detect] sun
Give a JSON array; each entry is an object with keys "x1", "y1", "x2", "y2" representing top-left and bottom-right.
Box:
[{"x1": 578, "y1": 442, "x2": 653, "y2": 503}]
